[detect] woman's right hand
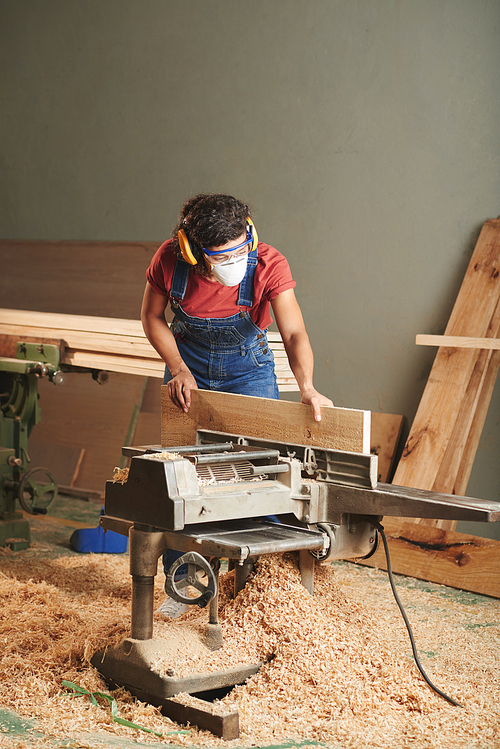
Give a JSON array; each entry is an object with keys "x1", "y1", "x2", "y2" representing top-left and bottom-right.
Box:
[{"x1": 167, "y1": 369, "x2": 198, "y2": 413}]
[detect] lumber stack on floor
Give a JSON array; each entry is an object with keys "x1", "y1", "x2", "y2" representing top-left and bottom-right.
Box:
[
  {"x1": 392, "y1": 218, "x2": 500, "y2": 529},
  {"x1": 0, "y1": 308, "x2": 298, "y2": 391}
]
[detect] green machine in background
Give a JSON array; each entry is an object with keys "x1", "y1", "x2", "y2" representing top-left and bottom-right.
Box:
[{"x1": 0, "y1": 342, "x2": 65, "y2": 550}]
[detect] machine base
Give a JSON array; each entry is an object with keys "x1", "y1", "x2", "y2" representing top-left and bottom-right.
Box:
[
  {"x1": 0, "y1": 514, "x2": 31, "y2": 550},
  {"x1": 91, "y1": 637, "x2": 261, "y2": 739}
]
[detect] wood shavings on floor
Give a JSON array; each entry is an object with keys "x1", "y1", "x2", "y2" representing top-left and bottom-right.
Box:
[{"x1": 0, "y1": 548, "x2": 499, "y2": 748}]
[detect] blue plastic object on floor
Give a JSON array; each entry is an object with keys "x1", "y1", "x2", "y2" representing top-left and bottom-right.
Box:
[{"x1": 70, "y1": 508, "x2": 128, "y2": 554}]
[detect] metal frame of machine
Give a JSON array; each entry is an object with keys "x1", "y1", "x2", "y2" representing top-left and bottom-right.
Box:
[
  {"x1": 92, "y1": 431, "x2": 500, "y2": 738},
  {"x1": 0, "y1": 341, "x2": 106, "y2": 549}
]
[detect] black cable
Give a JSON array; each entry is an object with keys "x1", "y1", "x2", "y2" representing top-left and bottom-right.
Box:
[{"x1": 372, "y1": 520, "x2": 463, "y2": 708}]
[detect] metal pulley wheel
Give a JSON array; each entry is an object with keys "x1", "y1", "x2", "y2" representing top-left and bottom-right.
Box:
[
  {"x1": 310, "y1": 521, "x2": 379, "y2": 563},
  {"x1": 310, "y1": 523, "x2": 337, "y2": 562},
  {"x1": 165, "y1": 551, "x2": 217, "y2": 608},
  {"x1": 18, "y1": 467, "x2": 58, "y2": 515}
]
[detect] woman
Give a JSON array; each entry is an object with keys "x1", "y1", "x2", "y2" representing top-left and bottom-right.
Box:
[
  {"x1": 141, "y1": 193, "x2": 333, "y2": 420},
  {"x1": 141, "y1": 193, "x2": 333, "y2": 617}
]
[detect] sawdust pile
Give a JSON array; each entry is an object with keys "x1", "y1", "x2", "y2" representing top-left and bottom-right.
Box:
[{"x1": 0, "y1": 547, "x2": 499, "y2": 748}]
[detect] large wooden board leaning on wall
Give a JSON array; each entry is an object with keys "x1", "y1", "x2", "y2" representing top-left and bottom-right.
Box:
[
  {"x1": 361, "y1": 218, "x2": 500, "y2": 597},
  {"x1": 392, "y1": 218, "x2": 500, "y2": 529},
  {"x1": 29, "y1": 372, "x2": 148, "y2": 493},
  {"x1": 0, "y1": 239, "x2": 159, "y2": 318},
  {"x1": 161, "y1": 388, "x2": 372, "y2": 454}
]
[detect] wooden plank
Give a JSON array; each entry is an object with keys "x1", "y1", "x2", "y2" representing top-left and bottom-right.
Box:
[
  {"x1": 370, "y1": 413, "x2": 404, "y2": 483},
  {"x1": 0, "y1": 309, "x2": 288, "y2": 347},
  {"x1": 161, "y1": 388, "x2": 371, "y2": 453},
  {"x1": 0, "y1": 324, "x2": 157, "y2": 358},
  {"x1": 393, "y1": 219, "x2": 500, "y2": 495},
  {"x1": 0, "y1": 309, "x2": 298, "y2": 391},
  {"x1": 28, "y1": 441, "x2": 85, "y2": 487},
  {"x1": 0, "y1": 329, "x2": 292, "y2": 375},
  {"x1": 357, "y1": 518, "x2": 500, "y2": 599},
  {"x1": 428, "y1": 292, "x2": 500, "y2": 502},
  {"x1": 0, "y1": 308, "x2": 146, "y2": 336},
  {"x1": 0, "y1": 240, "x2": 158, "y2": 319},
  {"x1": 124, "y1": 688, "x2": 239, "y2": 740},
  {"x1": 454, "y1": 347, "x2": 500, "y2": 496},
  {"x1": 63, "y1": 349, "x2": 165, "y2": 378},
  {"x1": 0, "y1": 334, "x2": 65, "y2": 359},
  {"x1": 416, "y1": 334, "x2": 500, "y2": 349},
  {"x1": 32, "y1": 372, "x2": 146, "y2": 492}
]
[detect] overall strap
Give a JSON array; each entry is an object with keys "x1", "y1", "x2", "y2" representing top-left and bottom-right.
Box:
[
  {"x1": 170, "y1": 258, "x2": 191, "y2": 305},
  {"x1": 237, "y1": 247, "x2": 258, "y2": 308}
]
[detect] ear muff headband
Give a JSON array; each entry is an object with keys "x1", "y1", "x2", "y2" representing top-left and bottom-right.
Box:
[
  {"x1": 247, "y1": 217, "x2": 259, "y2": 252},
  {"x1": 178, "y1": 218, "x2": 258, "y2": 266},
  {"x1": 178, "y1": 228, "x2": 198, "y2": 265}
]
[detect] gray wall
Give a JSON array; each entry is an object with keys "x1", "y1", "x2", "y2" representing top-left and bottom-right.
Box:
[{"x1": 1, "y1": 0, "x2": 499, "y2": 536}]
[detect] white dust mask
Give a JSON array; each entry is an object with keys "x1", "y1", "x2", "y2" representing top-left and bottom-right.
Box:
[{"x1": 210, "y1": 253, "x2": 248, "y2": 286}]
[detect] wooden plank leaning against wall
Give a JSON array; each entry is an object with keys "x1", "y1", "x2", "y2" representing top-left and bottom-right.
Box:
[{"x1": 359, "y1": 218, "x2": 500, "y2": 597}]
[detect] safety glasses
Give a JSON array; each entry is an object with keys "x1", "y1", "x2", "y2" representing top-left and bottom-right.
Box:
[{"x1": 202, "y1": 229, "x2": 253, "y2": 264}]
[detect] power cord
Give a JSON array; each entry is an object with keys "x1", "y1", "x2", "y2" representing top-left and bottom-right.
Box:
[{"x1": 372, "y1": 520, "x2": 463, "y2": 708}]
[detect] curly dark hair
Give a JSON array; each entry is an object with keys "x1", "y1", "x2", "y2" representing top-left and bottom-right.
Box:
[{"x1": 172, "y1": 193, "x2": 252, "y2": 275}]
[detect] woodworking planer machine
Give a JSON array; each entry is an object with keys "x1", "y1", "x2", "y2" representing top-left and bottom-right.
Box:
[{"x1": 93, "y1": 430, "x2": 500, "y2": 738}]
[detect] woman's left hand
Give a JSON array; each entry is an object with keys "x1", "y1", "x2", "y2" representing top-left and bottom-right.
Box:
[{"x1": 300, "y1": 388, "x2": 334, "y2": 422}]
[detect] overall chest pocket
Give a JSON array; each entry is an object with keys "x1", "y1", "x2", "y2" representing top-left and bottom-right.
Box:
[{"x1": 172, "y1": 319, "x2": 246, "y2": 347}]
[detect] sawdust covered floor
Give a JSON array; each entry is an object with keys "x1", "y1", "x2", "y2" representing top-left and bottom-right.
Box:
[{"x1": 0, "y1": 498, "x2": 499, "y2": 749}]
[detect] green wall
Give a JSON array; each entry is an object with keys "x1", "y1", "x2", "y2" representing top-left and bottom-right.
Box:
[{"x1": 1, "y1": 0, "x2": 499, "y2": 535}]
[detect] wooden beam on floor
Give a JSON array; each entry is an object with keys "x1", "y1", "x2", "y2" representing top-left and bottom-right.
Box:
[{"x1": 357, "y1": 517, "x2": 500, "y2": 599}]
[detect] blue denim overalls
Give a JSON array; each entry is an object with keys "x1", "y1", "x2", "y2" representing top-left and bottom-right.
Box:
[
  {"x1": 163, "y1": 249, "x2": 280, "y2": 581},
  {"x1": 163, "y1": 248, "x2": 279, "y2": 399}
]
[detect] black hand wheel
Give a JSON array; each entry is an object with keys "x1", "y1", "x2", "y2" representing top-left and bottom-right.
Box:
[
  {"x1": 165, "y1": 551, "x2": 217, "y2": 608},
  {"x1": 18, "y1": 467, "x2": 57, "y2": 514}
]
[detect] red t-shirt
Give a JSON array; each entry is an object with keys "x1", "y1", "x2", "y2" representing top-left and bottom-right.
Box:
[{"x1": 146, "y1": 239, "x2": 296, "y2": 330}]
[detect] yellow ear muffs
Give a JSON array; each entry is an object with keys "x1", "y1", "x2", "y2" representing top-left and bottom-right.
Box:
[
  {"x1": 178, "y1": 228, "x2": 198, "y2": 265},
  {"x1": 247, "y1": 218, "x2": 259, "y2": 252}
]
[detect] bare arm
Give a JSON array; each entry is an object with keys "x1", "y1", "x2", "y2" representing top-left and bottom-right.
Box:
[
  {"x1": 271, "y1": 288, "x2": 333, "y2": 421},
  {"x1": 140, "y1": 282, "x2": 197, "y2": 412}
]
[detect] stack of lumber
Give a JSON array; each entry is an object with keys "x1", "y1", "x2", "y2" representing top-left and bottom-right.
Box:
[{"x1": 0, "y1": 308, "x2": 298, "y2": 391}]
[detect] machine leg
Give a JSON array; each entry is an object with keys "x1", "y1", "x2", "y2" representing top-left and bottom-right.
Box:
[
  {"x1": 131, "y1": 575, "x2": 155, "y2": 640},
  {"x1": 205, "y1": 564, "x2": 223, "y2": 651},
  {"x1": 234, "y1": 557, "x2": 256, "y2": 597},
  {"x1": 128, "y1": 526, "x2": 167, "y2": 641},
  {"x1": 299, "y1": 549, "x2": 315, "y2": 595}
]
